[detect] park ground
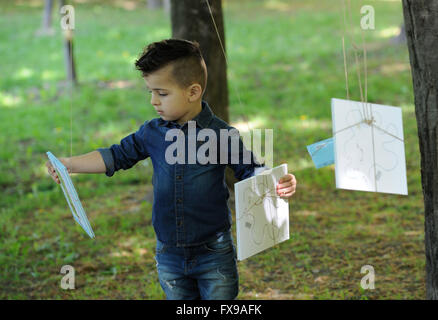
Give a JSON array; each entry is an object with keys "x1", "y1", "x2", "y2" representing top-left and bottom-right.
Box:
[{"x1": 0, "y1": 0, "x2": 425, "y2": 299}]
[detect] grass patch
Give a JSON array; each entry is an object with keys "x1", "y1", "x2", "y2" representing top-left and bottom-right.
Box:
[{"x1": 0, "y1": 0, "x2": 424, "y2": 299}]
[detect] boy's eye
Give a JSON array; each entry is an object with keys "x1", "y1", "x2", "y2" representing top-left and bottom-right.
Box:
[{"x1": 148, "y1": 90, "x2": 167, "y2": 97}]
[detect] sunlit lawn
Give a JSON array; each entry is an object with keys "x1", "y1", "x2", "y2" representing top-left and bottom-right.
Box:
[{"x1": 0, "y1": 0, "x2": 424, "y2": 299}]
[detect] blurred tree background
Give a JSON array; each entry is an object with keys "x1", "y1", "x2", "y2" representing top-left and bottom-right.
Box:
[{"x1": 0, "y1": 0, "x2": 425, "y2": 299}]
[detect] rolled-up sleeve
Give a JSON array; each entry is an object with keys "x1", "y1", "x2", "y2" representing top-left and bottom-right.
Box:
[
  {"x1": 97, "y1": 121, "x2": 150, "y2": 177},
  {"x1": 97, "y1": 148, "x2": 115, "y2": 177}
]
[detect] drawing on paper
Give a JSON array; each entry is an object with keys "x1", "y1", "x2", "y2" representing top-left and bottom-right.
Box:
[
  {"x1": 306, "y1": 137, "x2": 335, "y2": 169},
  {"x1": 331, "y1": 98, "x2": 408, "y2": 195},
  {"x1": 235, "y1": 164, "x2": 289, "y2": 260}
]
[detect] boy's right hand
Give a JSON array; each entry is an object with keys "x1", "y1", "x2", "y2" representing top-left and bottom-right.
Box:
[{"x1": 46, "y1": 158, "x2": 71, "y2": 185}]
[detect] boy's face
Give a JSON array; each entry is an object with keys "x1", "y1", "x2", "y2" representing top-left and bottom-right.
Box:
[{"x1": 144, "y1": 64, "x2": 201, "y2": 124}]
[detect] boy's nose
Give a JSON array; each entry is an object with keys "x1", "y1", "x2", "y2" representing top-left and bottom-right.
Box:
[{"x1": 150, "y1": 96, "x2": 160, "y2": 106}]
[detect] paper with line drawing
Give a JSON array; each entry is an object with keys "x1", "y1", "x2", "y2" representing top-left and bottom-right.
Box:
[
  {"x1": 331, "y1": 98, "x2": 408, "y2": 195},
  {"x1": 235, "y1": 164, "x2": 289, "y2": 260}
]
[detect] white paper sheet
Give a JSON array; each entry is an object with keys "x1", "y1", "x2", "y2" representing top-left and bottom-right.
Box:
[
  {"x1": 331, "y1": 98, "x2": 408, "y2": 195},
  {"x1": 235, "y1": 164, "x2": 289, "y2": 260},
  {"x1": 47, "y1": 151, "x2": 95, "y2": 238}
]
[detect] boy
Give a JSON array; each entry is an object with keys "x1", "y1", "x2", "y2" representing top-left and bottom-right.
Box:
[{"x1": 46, "y1": 39, "x2": 297, "y2": 300}]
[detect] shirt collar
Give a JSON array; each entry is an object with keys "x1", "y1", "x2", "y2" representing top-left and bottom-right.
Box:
[{"x1": 158, "y1": 100, "x2": 214, "y2": 128}]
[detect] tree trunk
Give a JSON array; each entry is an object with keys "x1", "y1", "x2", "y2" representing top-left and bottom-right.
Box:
[
  {"x1": 63, "y1": 32, "x2": 78, "y2": 86},
  {"x1": 402, "y1": 0, "x2": 438, "y2": 300},
  {"x1": 43, "y1": 0, "x2": 54, "y2": 30},
  {"x1": 170, "y1": 0, "x2": 235, "y2": 193},
  {"x1": 59, "y1": 0, "x2": 77, "y2": 86},
  {"x1": 170, "y1": 0, "x2": 229, "y2": 123},
  {"x1": 36, "y1": 0, "x2": 55, "y2": 36},
  {"x1": 147, "y1": 0, "x2": 162, "y2": 10}
]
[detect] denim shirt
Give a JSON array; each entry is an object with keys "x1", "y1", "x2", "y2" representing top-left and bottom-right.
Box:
[{"x1": 97, "y1": 100, "x2": 264, "y2": 247}]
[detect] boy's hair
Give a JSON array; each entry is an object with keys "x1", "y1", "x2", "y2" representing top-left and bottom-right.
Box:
[{"x1": 135, "y1": 39, "x2": 207, "y2": 95}]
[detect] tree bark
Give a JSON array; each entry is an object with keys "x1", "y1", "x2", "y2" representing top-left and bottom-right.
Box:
[
  {"x1": 60, "y1": 0, "x2": 77, "y2": 86},
  {"x1": 402, "y1": 0, "x2": 438, "y2": 300},
  {"x1": 170, "y1": 0, "x2": 229, "y2": 123},
  {"x1": 63, "y1": 32, "x2": 78, "y2": 86}
]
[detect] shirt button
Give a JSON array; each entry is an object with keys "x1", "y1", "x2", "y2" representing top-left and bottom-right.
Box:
[
  {"x1": 176, "y1": 175, "x2": 182, "y2": 180},
  {"x1": 177, "y1": 220, "x2": 183, "y2": 226},
  {"x1": 177, "y1": 198, "x2": 182, "y2": 203}
]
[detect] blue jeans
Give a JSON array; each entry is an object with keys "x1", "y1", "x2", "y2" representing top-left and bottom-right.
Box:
[{"x1": 154, "y1": 230, "x2": 239, "y2": 300}]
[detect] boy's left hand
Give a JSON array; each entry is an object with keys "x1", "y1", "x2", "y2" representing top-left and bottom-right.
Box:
[{"x1": 276, "y1": 173, "x2": 297, "y2": 199}]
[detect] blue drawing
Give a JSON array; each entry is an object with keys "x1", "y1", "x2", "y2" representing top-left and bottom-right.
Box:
[{"x1": 306, "y1": 137, "x2": 335, "y2": 169}]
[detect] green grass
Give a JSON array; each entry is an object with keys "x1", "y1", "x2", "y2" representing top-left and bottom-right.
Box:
[{"x1": 0, "y1": 0, "x2": 425, "y2": 299}]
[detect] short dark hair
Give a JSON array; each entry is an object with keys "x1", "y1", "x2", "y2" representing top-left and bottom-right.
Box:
[{"x1": 135, "y1": 39, "x2": 207, "y2": 95}]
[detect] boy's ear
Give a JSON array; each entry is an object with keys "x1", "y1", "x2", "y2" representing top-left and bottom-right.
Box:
[{"x1": 187, "y1": 83, "x2": 202, "y2": 102}]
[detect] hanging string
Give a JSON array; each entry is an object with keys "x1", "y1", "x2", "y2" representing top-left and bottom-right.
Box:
[
  {"x1": 342, "y1": 36, "x2": 350, "y2": 101},
  {"x1": 341, "y1": 0, "x2": 378, "y2": 125},
  {"x1": 205, "y1": 0, "x2": 253, "y2": 137},
  {"x1": 341, "y1": 0, "x2": 350, "y2": 101},
  {"x1": 342, "y1": 0, "x2": 371, "y2": 123},
  {"x1": 337, "y1": 0, "x2": 406, "y2": 191},
  {"x1": 69, "y1": 33, "x2": 73, "y2": 159},
  {"x1": 359, "y1": 0, "x2": 370, "y2": 122},
  {"x1": 358, "y1": 0, "x2": 377, "y2": 187},
  {"x1": 59, "y1": 22, "x2": 74, "y2": 173},
  {"x1": 63, "y1": 27, "x2": 74, "y2": 173},
  {"x1": 205, "y1": 0, "x2": 280, "y2": 246}
]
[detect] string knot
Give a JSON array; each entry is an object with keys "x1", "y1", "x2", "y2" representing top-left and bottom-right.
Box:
[{"x1": 364, "y1": 117, "x2": 375, "y2": 126}]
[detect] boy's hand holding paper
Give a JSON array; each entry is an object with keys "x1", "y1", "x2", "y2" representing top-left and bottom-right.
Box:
[
  {"x1": 235, "y1": 164, "x2": 296, "y2": 260},
  {"x1": 46, "y1": 157, "x2": 71, "y2": 184},
  {"x1": 276, "y1": 173, "x2": 297, "y2": 199},
  {"x1": 46, "y1": 151, "x2": 95, "y2": 239}
]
